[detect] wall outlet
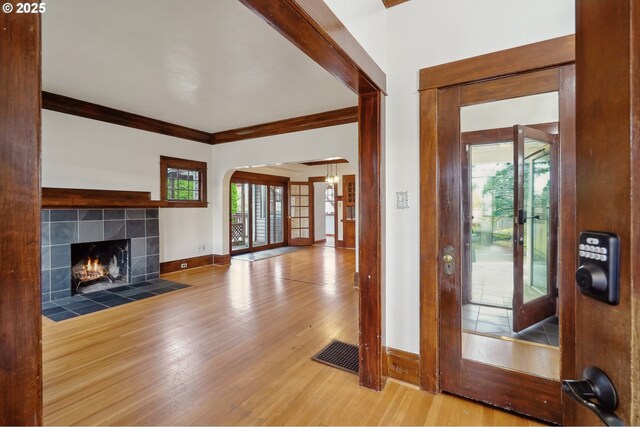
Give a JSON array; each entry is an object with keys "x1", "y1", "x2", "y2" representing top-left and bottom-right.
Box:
[{"x1": 180, "y1": 263, "x2": 188, "y2": 269}]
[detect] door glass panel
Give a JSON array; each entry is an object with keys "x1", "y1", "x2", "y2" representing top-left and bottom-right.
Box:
[
  {"x1": 460, "y1": 93, "x2": 560, "y2": 381},
  {"x1": 468, "y1": 143, "x2": 514, "y2": 309},
  {"x1": 252, "y1": 184, "x2": 267, "y2": 248},
  {"x1": 231, "y1": 183, "x2": 249, "y2": 251},
  {"x1": 523, "y1": 140, "x2": 552, "y2": 303},
  {"x1": 270, "y1": 186, "x2": 284, "y2": 244},
  {"x1": 289, "y1": 183, "x2": 311, "y2": 242}
]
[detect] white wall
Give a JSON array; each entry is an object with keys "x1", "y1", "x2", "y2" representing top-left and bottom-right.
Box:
[
  {"x1": 42, "y1": 110, "x2": 213, "y2": 263},
  {"x1": 322, "y1": 0, "x2": 388, "y2": 73},
  {"x1": 211, "y1": 123, "x2": 358, "y2": 254},
  {"x1": 324, "y1": 0, "x2": 575, "y2": 354}
]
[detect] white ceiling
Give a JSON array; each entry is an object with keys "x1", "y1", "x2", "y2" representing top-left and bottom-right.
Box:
[{"x1": 42, "y1": 0, "x2": 357, "y2": 133}]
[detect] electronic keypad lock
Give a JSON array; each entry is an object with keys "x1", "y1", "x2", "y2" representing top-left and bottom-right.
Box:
[{"x1": 575, "y1": 231, "x2": 620, "y2": 305}]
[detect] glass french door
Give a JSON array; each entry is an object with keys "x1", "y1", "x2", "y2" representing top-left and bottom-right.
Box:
[
  {"x1": 288, "y1": 182, "x2": 312, "y2": 246},
  {"x1": 513, "y1": 125, "x2": 558, "y2": 332},
  {"x1": 230, "y1": 181, "x2": 286, "y2": 253}
]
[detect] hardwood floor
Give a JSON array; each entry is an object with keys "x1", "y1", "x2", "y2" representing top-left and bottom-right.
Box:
[{"x1": 43, "y1": 246, "x2": 542, "y2": 425}]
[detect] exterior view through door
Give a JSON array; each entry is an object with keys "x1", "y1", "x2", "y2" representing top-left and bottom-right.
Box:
[{"x1": 230, "y1": 173, "x2": 287, "y2": 254}]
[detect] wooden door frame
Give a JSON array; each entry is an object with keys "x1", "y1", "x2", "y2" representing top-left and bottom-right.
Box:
[
  {"x1": 229, "y1": 171, "x2": 290, "y2": 255},
  {"x1": 239, "y1": 0, "x2": 386, "y2": 390},
  {"x1": 418, "y1": 35, "x2": 576, "y2": 416}
]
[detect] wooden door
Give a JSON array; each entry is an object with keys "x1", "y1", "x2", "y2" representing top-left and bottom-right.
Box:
[
  {"x1": 288, "y1": 182, "x2": 312, "y2": 246},
  {"x1": 436, "y1": 67, "x2": 575, "y2": 424},
  {"x1": 342, "y1": 175, "x2": 356, "y2": 248},
  {"x1": 512, "y1": 125, "x2": 558, "y2": 332},
  {"x1": 568, "y1": 2, "x2": 639, "y2": 425}
]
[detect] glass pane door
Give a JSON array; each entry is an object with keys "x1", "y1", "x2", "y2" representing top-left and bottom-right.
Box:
[
  {"x1": 252, "y1": 184, "x2": 268, "y2": 248},
  {"x1": 289, "y1": 182, "x2": 311, "y2": 245},
  {"x1": 231, "y1": 183, "x2": 249, "y2": 251},
  {"x1": 467, "y1": 143, "x2": 515, "y2": 309},
  {"x1": 270, "y1": 185, "x2": 284, "y2": 244}
]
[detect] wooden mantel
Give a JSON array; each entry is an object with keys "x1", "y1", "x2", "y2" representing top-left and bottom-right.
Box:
[{"x1": 42, "y1": 188, "x2": 165, "y2": 209}]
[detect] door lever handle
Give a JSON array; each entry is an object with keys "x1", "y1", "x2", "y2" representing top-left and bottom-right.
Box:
[{"x1": 562, "y1": 367, "x2": 624, "y2": 426}]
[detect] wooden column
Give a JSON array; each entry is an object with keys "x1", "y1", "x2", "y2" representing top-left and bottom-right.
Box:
[
  {"x1": 358, "y1": 90, "x2": 384, "y2": 390},
  {"x1": 574, "y1": 1, "x2": 639, "y2": 425},
  {"x1": 0, "y1": 8, "x2": 43, "y2": 425}
]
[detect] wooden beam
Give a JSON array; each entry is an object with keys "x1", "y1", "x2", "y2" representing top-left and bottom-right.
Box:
[
  {"x1": 42, "y1": 92, "x2": 211, "y2": 144},
  {"x1": 358, "y1": 90, "x2": 384, "y2": 390},
  {"x1": 211, "y1": 106, "x2": 358, "y2": 144},
  {"x1": 239, "y1": 0, "x2": 385, "y2": 94},
  {"x1": 0, "y1": 7, "x2": 43, "y2": 425},
  {"x1": 42, "y1": 188, "x2": 164, "y2": 209},
  {"x1": 419, "y1": 35, "x2": 575, "y2": 92},
  {"x1": 382, "y1": 0, "x2": 410, "y2": 8},
  {"x1": 302, "y1": 159, "x2": 349, "y2": 166}
]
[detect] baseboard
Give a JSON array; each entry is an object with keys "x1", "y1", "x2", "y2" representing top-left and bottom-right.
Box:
[
  {"x1": 383, "y1": 346, "x2": 420, "y2": 386},
  {"x1": 313, "y1": 239, "x2": 326, "y2": 244},
  {"x1": 160, "y1": 254, "x2": 214, "y2": 274},
  {"x1": 213, "y1": 254, "x2": 231, "y2": 266},
  {"x1": 336, "y1": 239, "x2": 345, "y2": 248}
]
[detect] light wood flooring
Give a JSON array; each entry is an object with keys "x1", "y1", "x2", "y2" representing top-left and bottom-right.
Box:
[{"x1": 43, "y1": 246, "x2": 542, "y2": 425}]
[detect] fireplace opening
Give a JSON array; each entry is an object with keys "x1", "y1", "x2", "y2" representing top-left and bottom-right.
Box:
[{"x1": 70, "y1": 239, "x2": 130, "y2": 295}]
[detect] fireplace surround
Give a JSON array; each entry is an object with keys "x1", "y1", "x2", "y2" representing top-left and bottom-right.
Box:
[{"x1": 41, "y1": 208, "x2": 160, "y2": 302}]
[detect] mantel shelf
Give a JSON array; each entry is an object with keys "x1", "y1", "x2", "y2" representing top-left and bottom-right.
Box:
[{"x1": 42, "y1": 188, "x2": 165, "y2": 209}]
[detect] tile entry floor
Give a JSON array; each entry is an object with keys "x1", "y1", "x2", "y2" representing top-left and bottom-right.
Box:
[
  {"x1": 462, "y1": 303, "x2": 559, "y2": 346},
  {"x1": 41, "y1": 279, "x2": 189, "y2": 322}
]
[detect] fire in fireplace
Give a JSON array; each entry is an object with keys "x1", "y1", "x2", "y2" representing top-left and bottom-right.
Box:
[{"x1": 70, "y1": 239, "x2": 130, "y2": 294}]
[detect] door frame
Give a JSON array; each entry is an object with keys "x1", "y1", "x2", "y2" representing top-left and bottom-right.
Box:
[
  {"x1": 229, "y1": 171, "x2": 289, "y2": 255},
  {"x1": 419, "y1": 35, "x2": 576, "y2": 422}
]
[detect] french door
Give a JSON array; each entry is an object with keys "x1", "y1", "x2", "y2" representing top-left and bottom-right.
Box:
[
  {"x1": 230, "y1": 181, "x2": 286, "y2": 254},
  {"x1": 513, "y1": 125, "x2": 558, "y2": 332},
  {"x1": 288, "y1": 182, "x2": 313, "y2": 246}
]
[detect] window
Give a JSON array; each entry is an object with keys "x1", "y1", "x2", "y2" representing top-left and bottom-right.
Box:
[
  {"x1": 325, "y1": 185, "x2": 335, "y2": 215},
  {"x1": 160, "y1": 156, "x2": 207, "y2": 207}
]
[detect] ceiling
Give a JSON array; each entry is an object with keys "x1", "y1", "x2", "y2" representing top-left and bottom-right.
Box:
[{"x1": 42, "y1": 0, "x2": 357, "y2": 133}]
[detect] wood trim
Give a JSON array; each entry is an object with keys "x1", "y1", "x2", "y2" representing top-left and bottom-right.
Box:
[
  {"x1": 313, "y1": 239, "x2": 326, "y2": 244},
  {"x1": 160, "y1": 156, "x2": 208, "y2": 208},
  {"x1": 239, "y1": 0, "x2": 385, "y2": 94},
  {"x1": 459, "y1": 67, "x2": 560, "y2": 106},
  {"x1": 231, "y1": 170, "x2": 290, "y2": 184},
  {"x1": 353, "y1": 271, "x2": 359, "y2": 288},
  {"x1": 42, "y1": 188, "x2": 164, "y2": 209},
  {"x1": 419, "y1": 35, "x2": 575, "y2": 91},
  {"x1": 419, "y1": 89, "x2": 439, "y2": 394},
  {"x1": 0, "y1": 9, "x2": 43, "y2": 425},
  {"x1": 211, "y1": 106, "x2": 358, "y2": 144},
  {"x1": 460, "y1": 122, "x2": 558, "y2": 145},
  {"x1": 382, "y1": 0, "x2": 410, "y2": 8},
  {"x1": 358, "y1": 91, "x2": 384, "y2": 390},
  {"x1": 213, "y1": 254, "x2": 231, "y2": 266},
  {"x1": 303, "y1": 159, "x2": 349, "y2": 166},
  {"x1": 384, "y1": 347, "x2": 420, "y2": 386},
  {"x1": 42, "y1": 92, "x2": 211, "y2": 144},
  {"x1": 160, "y1": 254, "x2": 214, "y2": 274},
  {"x1": 307, "y1": 176, "x2": 328, "y2": 183}
]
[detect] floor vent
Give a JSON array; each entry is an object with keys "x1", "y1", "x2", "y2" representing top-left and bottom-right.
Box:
[{"x1": 311, "y1": 340, "x2": 359, "y2": 375}]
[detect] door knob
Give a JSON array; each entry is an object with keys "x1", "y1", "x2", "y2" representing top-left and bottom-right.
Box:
[
  {"x1": 441, "y1": 246, "x2": 454, "y2": 276},
  {"x1": 562, "y1": 367, "x2": 624, "y2": 426}
]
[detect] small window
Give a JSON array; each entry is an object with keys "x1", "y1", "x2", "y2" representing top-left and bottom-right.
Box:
[
  {"x1": 325, "y1": 186, "x2": 335, "y2": 215},
  {"x1": 160, "y1": 156, "x2": 207, "y2": 207}
]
